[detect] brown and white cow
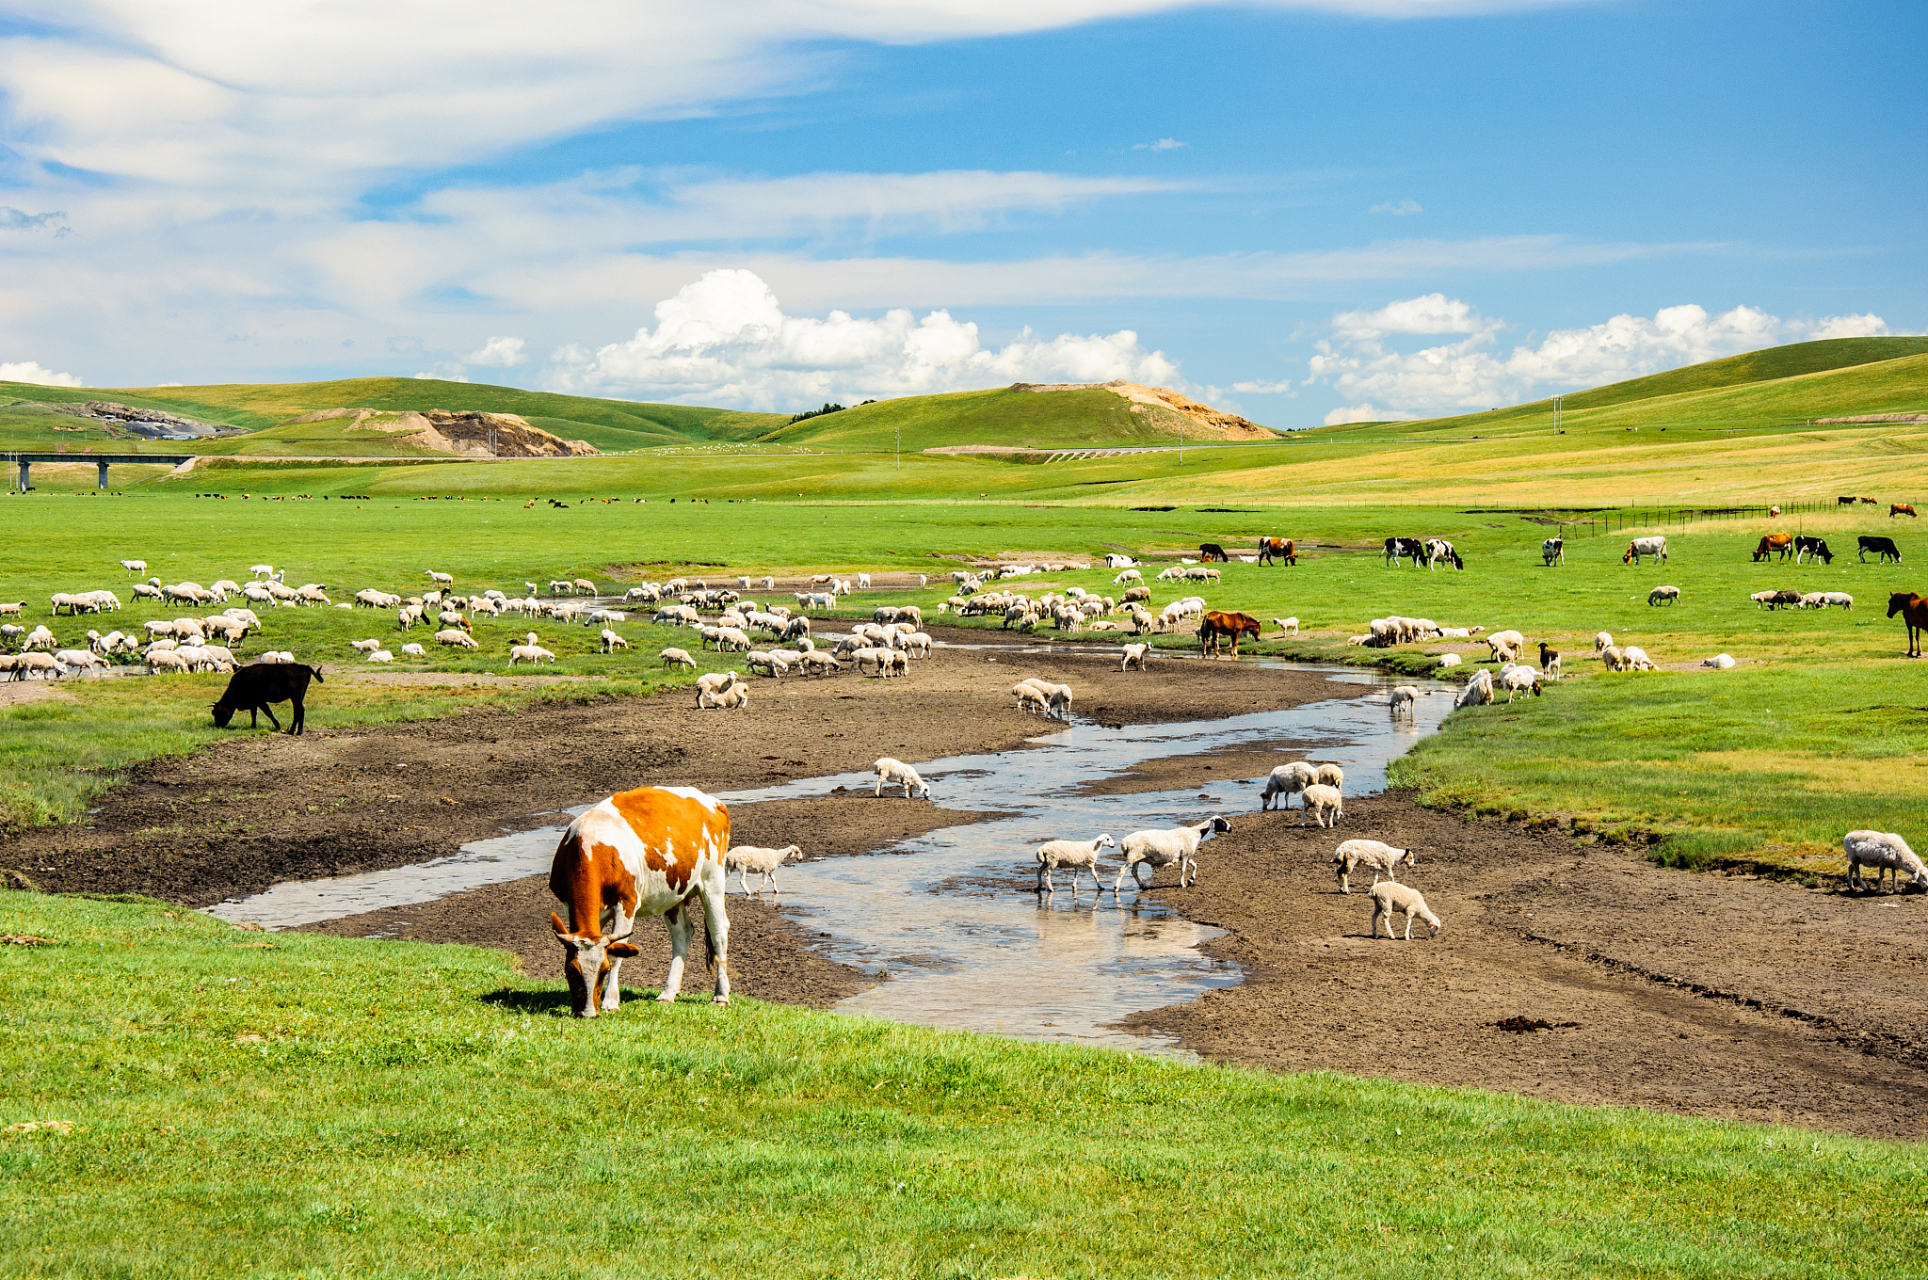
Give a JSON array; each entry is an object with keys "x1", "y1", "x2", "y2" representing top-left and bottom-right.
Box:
[
  {"x1": 1258, "y1": 537, "x2": 1296, "y2": 566},
  {"x1": 549, "y1": 785, "x2": 732, "y2": 1016}
]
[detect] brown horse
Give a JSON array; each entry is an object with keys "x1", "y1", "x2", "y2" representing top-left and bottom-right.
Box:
[{"x1": 1889, "y1": 592, "x2": 1928, "y2": 658}]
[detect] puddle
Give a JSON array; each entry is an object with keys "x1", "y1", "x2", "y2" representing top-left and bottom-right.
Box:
[{"x1": 208, "y1": 663, "x2": 1457, "y2": 1054}]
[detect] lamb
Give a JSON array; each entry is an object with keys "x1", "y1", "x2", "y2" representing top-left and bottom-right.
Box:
[
  {"x1": 1333, "y1": 839, "x2": 1415, "y2": 895},
  {"x1": 1486, "y1": 629, "x2": 1525, "y2": 663},
  {"x1": 400, "y1": 643, "x2": 426, "y2": 657},
  {"x1": 1017, "y1": 677, "x2": 1074, "y2": 720},
  {"x1": 508, "y1": 643, "x2": 556, "y2": 666},
  {"x1": 1538, "y1": 641, "x2": 1562, "y2": 681},
  {"x1": 1260, "y1": 761, "x2": 1317, "y2": 811},
  {"x1": 697, "y1": 683, "x2": 749, "y2": 710},
  {"x1": 121, "y1": 559, "x2": 147, "y2": 576},
  {"x1": 695, "y1": 671, "x2": 741, "y2": 700},
  {"x1": 1499, "y1": 666, "x2": 1541, "y2": 702},
  {"x1": 599, "y1": 628, "x2": 628, "y2": 653},
  {"x1": 1273, "y1": 617, "x2": 1299, "y2": 635},
  {"x1": 1600, "y1": 645, "x2": 1628, "y2": 672},
  {"x1": 660, "y1": 647, "x2": 698, "y2": 671},
  {"x1": 1702, "y1": 653, "x2": 1737, "y2": 669},
  {"x1": 725, "y1": 844, "x2": 805, "y2": 895},
  {"x1": 1035, "y1": 833, "x2": 1116, "y2": 895},
  {"x1": 1843, "y1": 830, "x2": 1928, "y2": 894},
  {"x1": 1121, "y1": 643, "x2": 1150, "y2": 672},
  {"x1": 1012, "y1": 683, "x2": 1052, "y2": 715},
  {"x1": 1312, "y1": 763, "x2": 1344, "y2": 791},
  {"x1": 1300, "y1": 784, "x2": 1344, "y2": 828},
  {"x1": 1648, "y1": 585, "x2": 1680, "y2": 606},
  {"x1": 1389, "y1": 685, "x2": 1418, "y2": 717},
  {"x1": 1369, "y1": 881, "x2": 1441, "y2": 940},
  {"x1": 366, "y1": 649, "x2": 395, "y2": 663},
  {"x1": 1620, "y1": 645, "x2": 1656, "y2": 671},
  {"x1": 874, "y1": 757, "x2": 932, "y2": 799},
  {"x1": 1114, "y1": 817, "x2": 1230, "y2": 891}
]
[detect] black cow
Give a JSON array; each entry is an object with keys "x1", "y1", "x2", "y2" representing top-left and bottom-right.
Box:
[
  {"x1": 1197, "y1": 543, "x2": 1229, "y2": 563},
  {"x1": 212, "y1": 663, "x2": 323, "y2": 735},
  {"x1": 1859, "y1": 536, "x2": 1903, "y2": 564},
  {"x1": 1794, "y1": 535, "x2": 1833, "y2": 565}
]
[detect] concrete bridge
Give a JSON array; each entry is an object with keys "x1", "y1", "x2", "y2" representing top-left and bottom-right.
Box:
[{"x1": 6, "y1": 452, "x2": 193, "y2": 490}]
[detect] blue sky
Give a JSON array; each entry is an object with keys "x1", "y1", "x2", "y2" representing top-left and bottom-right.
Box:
[{"x1": 0, "y1": 0, "x2": 1921, "y2": 425}]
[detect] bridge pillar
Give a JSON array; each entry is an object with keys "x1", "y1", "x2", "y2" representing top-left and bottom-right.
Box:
[
  {"x1": 98, "y1": 460, "x2": 110, "y2": 490},
  {"x1": 15, "y1": 460, "x2": 26, "y2": 491}
]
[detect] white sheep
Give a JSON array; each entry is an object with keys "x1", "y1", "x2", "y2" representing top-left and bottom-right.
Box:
[
  {"x1": 1273, "y1": 617, "x2": 1299, "y2": 635},
  {"x1": 1035, "y1": 833, "x2": 1116, "y2": 895},
  {"x1": 697, "y1": 683, "x2": 749, "y2": 710},
  {"x1": 1012, "y1": 683, "x2": 1052, "y2": 715},
  {"x1": 1369, "y1": 881, "x2": 1441, "y2": 940},
  {"x1": 1301, "y1": 784, "x2": 1343, "y2": 828},
  {"x1": 1114, "y1": 817, "x2": 1229, "y2": 891},
  {"x1": 120, "y1": 559, "x2": 147, "y2": 576},
  {"x1": 434, "y1": 628, "x2": 479, "y2": 649},
  {"x1": 1260, "y1": 761, "x2": 1316, "y2": 811},
  {"x1": 1600, "y1": 645, "x2": 1628, "y2": 672},
  {"x1": 660, "y1": 647, "x2": 697, "y2": 671},
  {"x1": 400, "y1": 643, "x2": 426, "y2": 657},
  {"x1": 1702, "y1": 653, "x2": 1736, "y2": 669},
  {"x1": 695, "y1": 671, "x2": 740, "y2": 700},
  {"x1": 797, "y1": 651, "x2": 841, "y2": 677},
  {"x1": 349, "y1": 638, "x2": 382, "y2": 654},
  {"x1": 1498, "y1": 666, "x2": 1541, "y2": 702},
  {"x1": 1333, "y1": 839, "x2": 1415, "y2": 895},
  {"x1": 1454, "y1": 669, "x2": 1494, "y2": 707},
  {"x1": 508, "y1": 643, "x2": 556, "y2": 666},
  {"x1": 1017, "y1": 677, "x2": 1074, "y2": 720},
  {"x1": 145, "y1": 649, "x2": 190, "y2": 674},
  {"x1": 725, "y1": 844, "x2": 805, "y2": 895},
  {"x1": 1620, "y1": 645, "x2": 1656, "y2": 672},
  {"x1": 366, "y1": 649, "x2": 395, "y2": 663},
  {"x1": 1648, "y1": 585, "x2": 1680, "y2": 606},
  {"x1": 1120, "y1": 643, "x2": 1150, "y2": 672},
  {"x1": 874, "y1": 757, "x2": 931, "y2": 799},
  {"x1": 1312, "y1": 763, "x2": 1344, "y2": 791},
  {"x1": 426, "y1": 570, "x2": 454, "y2": 586},
  {"x1": 1595, "y1": 631, "x2": 1613, "y2": 653},
  {"x1": 1436, "y1": 652, "x2": 1462, "y2": 668},
  {"x1": 1486, "y1": 629, "x2": 1525, "y2": 663},
  {"x1": 1843, "y1": 830, "x2": 1928, "y2": 894},
  {"x1": 1389, "y1": 685, "x2": 1419, "y2": 717},
  {"x1": 600, "y1": 629, "x2": 627, "y2": 653}
]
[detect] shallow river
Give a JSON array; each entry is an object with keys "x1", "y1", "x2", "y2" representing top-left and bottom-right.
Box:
[{"x1": 209, "y1": 660, "x2": 1457, "y2": 1054}]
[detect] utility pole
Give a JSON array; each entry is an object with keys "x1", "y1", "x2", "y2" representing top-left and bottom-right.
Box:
[
  {"x1": 895, "y1": 422, "x2": 900, "y2": 471},
  {"x1": 1554, "y1": 395, "x2": 1563, "y2": 433}
]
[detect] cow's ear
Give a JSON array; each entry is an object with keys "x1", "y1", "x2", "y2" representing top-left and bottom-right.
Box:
[
  {"x1": 607, "y1": 942, "x2": 641, "y2": 958},
  {"x1": 550, "y1": 912, "x2": 572, "y2": 938}
]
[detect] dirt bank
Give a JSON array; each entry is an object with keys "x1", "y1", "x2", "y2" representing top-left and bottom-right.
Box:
[
  {"x1": 1124, "y1": 792, "x2": 1928, "y2": 1141},
  {"x1": 6, "y1": 633, "x2": 1351, "y2": 905}
]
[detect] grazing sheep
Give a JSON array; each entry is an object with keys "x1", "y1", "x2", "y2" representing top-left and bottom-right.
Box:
[
  {"x1": 1486, "y1": 629, "x2": 1525, "y2": 663},
  {"x1": 1035, "y1": 833, "x2": 1117, "y2": 895},
  {"x1": 1701, "y1": 653, "x2": 1737, "y2": 669},
  {"x1": 145, "y1": 648, "x2": 191, "y2": 674},
  {"x1": 1594, "y1": 631, "x2": 1612, "y2": 653},
  {"x1": 434, "y1": 628, "x2": 479, "y2": 650},
  {"x1": 1261, "y1": 761, "x2": 1317, "y2": 811},
  {"x1": 1369, "y1": 881, "x2": 1441, "y2": 940},
  {"x1": 874, "y1": 757, "x2": 931, "y2": 799},
  {"x1": 1454, "y1": 669, "x2": 1494, "y2": 707},
  {"x1": 1620, "y1": 645, "x2": 1656, "y2": 672},
  {"x1": 1120, "y1": 643, "x2": 1150, "y2": 672},
  {"x1": 599, "y1": 628, "x2": 628, "y2": 653},
  {"x1": 1313, "y1": 763, "x2": 1344, "y2": 791},
  {"x1": 1499, "y1": 666, "x2": 1541, "y2": 702},
  {"x1": 1389, "y1": 685, "x2": 1418, "y2": 717},
  {"x1": 1012, "y1": 683, "x2": 1052, "y2": 715},
  {"x1": 1843, "y1": 830, "x2": 1928, "y2": 894},
  {"x1": 697, "y1": 683, "x2": 749, "y2": 710},
  {"x1": 1333, "y1": 839, "x2": 1415, "y2": 895},
  {"x1": 797, "y1": 650, "x2": 841, "y2": 677},
  {"x1": 1648, "y1": 585, "x2": 1680, "y2": 606},
  {"x1": 725, "y1": 844, "x2": 805, "y2": 895},
  {"x1": 1300, "y1": 784, "x2": 1343, "y2": 828},
  {"x1": 508, "y1": 643, "x2": 556, "y2": 666},
  {"x1": 1016, "y1": 677, "x2": 1074, "y2": 720},
  {"x1": 400, "y1": 643, "x2": 425, "y2": 657},
  {"x1": 1114, "y1": 817, "x2": 1230, "y2": 891},
  {"x1": 660, "y1": 647, "x2": 697, "y2": 671}
]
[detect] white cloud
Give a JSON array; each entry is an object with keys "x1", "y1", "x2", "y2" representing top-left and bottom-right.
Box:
[
  {"x1": 464, "y1": 336, "x2": 527, "y2": 367},
  {"x1": 1134, "y1": 138, "x2": 1188, "y2": 151},
  {"x1": 1368, "y1": 199, "x2": 1422, "y2": 216},
  {"x1": 0, "y1": 206, "x2": 70, "y2": 234},
  {"x1": 546, "y1": 268, "x2": 1181, "y2": 409},
  {"x1": 0, "y1": 360, "x2": 83, "y2": 387},
  {"x1": 1231, "y1": 379, "x2": 1299, "y2": 394},
  {"x1": 1300, "y1": 295, "x2": 1900, "y2": 417},
  {"x1": 1324, "y1": 403, "x2": 1414, "y2": 425}
]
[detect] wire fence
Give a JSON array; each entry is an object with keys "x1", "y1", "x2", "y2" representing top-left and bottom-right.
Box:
[{"x1": 1478, "y1": 500, "x2": 1884, "y2": 540}]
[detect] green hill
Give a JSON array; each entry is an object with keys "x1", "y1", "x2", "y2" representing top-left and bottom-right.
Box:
[
  {"x1": 0, "y1": 377, "x2": 788, "y2": 455},
  {"x1": 1314, "y1": 338, "x2": 1928, "y2": 443}
]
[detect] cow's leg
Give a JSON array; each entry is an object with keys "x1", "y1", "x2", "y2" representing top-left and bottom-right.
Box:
[
  {"x1": 259, "y1": 703, "x2": 280, "y2": 731},
  {"x1": 600, "y1": 904, "x2": 635, "y2": 1011},
  {"x1": 658, "y1": 904, "x2": 691, "y2": 1002},
  {"x1": 695, "y1": 866, "x2": 731, "y2": 1003}
]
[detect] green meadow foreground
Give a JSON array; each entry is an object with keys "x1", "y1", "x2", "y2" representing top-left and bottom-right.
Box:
[{"x1": 2, "y1": 893, "x2": 1923, "y2": 1279}]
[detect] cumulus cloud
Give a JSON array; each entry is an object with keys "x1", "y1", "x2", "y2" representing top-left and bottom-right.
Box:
[
  {"x1": 1300, "y1": 295, "x2": 1897, "y2": 417},
  {"x1": 464, "y1": 336, "x2": 527, "y2": 367},
  {"x1": 1368, "y1": 199, "x2": 1422, "y2": 216},
  {"x1": 1324, "y1": 403, "x2": 1414, "y2": 425},
  {"x1": 1134, "y1": 138, "x2": 1188, "y2": 151},
  {"x1": 546, "y1": 268, "x2": 1181, "y2": 409},
  {"x1": 0, "y1": 360, "x2": 83, "y2": 387}
]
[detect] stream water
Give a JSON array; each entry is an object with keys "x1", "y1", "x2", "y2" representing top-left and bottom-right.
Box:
[{"x1": 208, "y1": 660, "x2": 1457, "y2": 1054}]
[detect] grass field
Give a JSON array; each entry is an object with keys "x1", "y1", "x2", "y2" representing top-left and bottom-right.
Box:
[
  {"x1": 2, "y1": 891, "x2": 1922, "y2": 1279},
  {"x1": 2, "y1": 493, "x2": 1926, "y2": 881}
]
